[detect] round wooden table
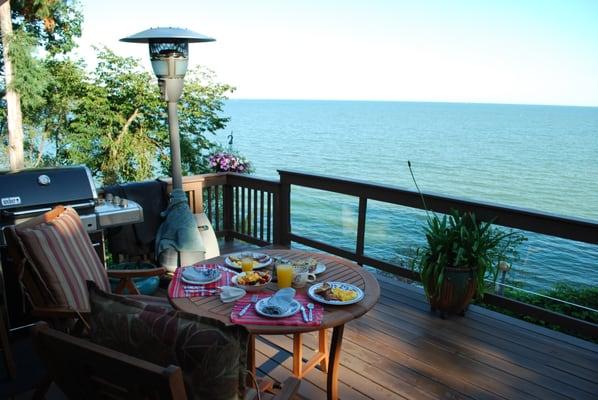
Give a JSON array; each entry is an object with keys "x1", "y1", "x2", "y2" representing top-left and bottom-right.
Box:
[{"x1": 169, "y1": 249, "x2": 380, "y2": 400}]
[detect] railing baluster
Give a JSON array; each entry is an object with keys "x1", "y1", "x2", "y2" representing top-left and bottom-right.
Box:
[
  {"x1": 248, "y1": 188, "x2": 253, "y2": 236},
  {"x1": 215, "y1": 185, "x2": 220, "y2": 231},
  {"x1": 235, "y1": 186, "x2": 240, "y2": 233},
  {"x1": 206, "y1": 187, "x2": 212, "y2": 222},
  {"x1": 260, "y1": 191, "x2": 265, "y2": 241},
  {"x1": 224, "y1": 183, "x2": 233, "y2": 242},
  {"x1": 253, "y1": 189, "x2": 258, "y2": 239},
  {"x1": 267, "y1": 192, "x2": 272, "y2": 243},
  {"x1": 241, "y1": 187, "x2": 246, "y2": 234}
]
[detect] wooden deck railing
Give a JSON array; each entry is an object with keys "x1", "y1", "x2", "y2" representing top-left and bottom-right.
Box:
[
  {"x1": 174, "y1": 173, "x2": 280, "y2": 247},
  {"x1": 173, "y1": 170, "x2": 598, "y2": 338}
]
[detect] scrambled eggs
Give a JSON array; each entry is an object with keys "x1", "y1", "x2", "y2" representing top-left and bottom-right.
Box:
[{"x1": 331, "y1": 287, "x2": 358, "y2": 302}]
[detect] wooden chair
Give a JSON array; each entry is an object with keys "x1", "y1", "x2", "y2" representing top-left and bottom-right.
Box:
[
  {"x1": 32, "y1": 322, "x2": 300, "y2": 400},
  {"x1": 3, "y1": 206, "x2": 167, "y2": 334},
  {"x1": 0, "y1": 302, "x2": 16, "y2": 380},
  {"x1": 32, "y1": 322, "x2": 186, "y2": 400}
]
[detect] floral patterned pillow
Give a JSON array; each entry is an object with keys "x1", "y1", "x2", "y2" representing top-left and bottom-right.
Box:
[{"x1": 88, "y1": 283, "x2": 248, "y2": 400}]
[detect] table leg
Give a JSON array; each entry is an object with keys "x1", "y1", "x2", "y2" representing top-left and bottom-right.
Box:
[
  {"x1": 292, "y1": 333, "x2": 303, "y2": 377},
  {"x1": 319, "y1": 328, "x2": 328, "y2": 373},
  {"x1": 327, "y1": 324, "x2": 345, "y2": 400}
]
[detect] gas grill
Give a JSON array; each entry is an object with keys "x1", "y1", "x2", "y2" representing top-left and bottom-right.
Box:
[
  {"x1": 0, "y1": 165, "x2": 144, "y2": 329},
  {"x1": 0, "y1": 166, "x2": 144, "y2": 246}
]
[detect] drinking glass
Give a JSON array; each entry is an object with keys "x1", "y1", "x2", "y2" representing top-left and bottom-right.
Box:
[
  {"x1": 276, "y1": 264, "x2": 293, "y2": 288},
  {"x1": 241, "y1": 257, "x2": 254, "y2": 273}
]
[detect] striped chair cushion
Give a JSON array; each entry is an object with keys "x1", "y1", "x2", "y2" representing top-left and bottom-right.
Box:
[{"x1": 15, "y1": 207, "x2": 110, "y2": 312}]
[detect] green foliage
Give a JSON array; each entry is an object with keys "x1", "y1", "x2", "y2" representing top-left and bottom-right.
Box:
[
  {"x1": 1, "y1": 1, "x2": 242, "y2": 184},
  {"x1": 10, "y1": 0, "x2": 83, "y2": 55},
  {"x1": 6, "y1": 28, "x2": 49, "y2": 111},
  {"x1": 64, "y1": 47, "x2": 164, "y2": 184},
  {"x1": 169, "y1": 66, "x2": 234, "y2": 177},
  {"x1": 414, "y1": 210, "x2": 526, "y2": 300},
  {"x1": 481, "y1": 283, "x2": 598, "y2": 343},
  {"x1": 14, "y1": 47, "x2": 236, "y2": 185},
  {"x1": 1, "y1": 0, "x2": 83, "y2": 166}
]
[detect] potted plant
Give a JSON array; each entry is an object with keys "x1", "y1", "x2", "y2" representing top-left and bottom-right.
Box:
[{"x1": 409, "y1": 162, "x2": 526, "y2": 317}]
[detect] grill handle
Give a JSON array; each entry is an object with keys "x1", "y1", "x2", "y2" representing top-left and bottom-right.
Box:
[{"x1": 2, "y1": 201, "x2": 95, "y2": 217}]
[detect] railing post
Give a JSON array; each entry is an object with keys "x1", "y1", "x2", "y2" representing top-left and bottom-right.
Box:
[
  {"x1": 223, "y1": 176, "x2": 234, "y2": 242},
  {"x1": 356, "y1": 197, "x2": 367, "y2": 266},
  {"x1": 276, "y1": 171, "x2": 291, "y2": 246}
]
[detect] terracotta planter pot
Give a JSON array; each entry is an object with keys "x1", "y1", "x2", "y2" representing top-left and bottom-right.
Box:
[{"x1": 425, "y1": 267, "x2": 477, "y2": 317}]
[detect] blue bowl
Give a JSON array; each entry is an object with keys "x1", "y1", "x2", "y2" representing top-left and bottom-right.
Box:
[{"x1": 107, "y1": 262, "x2": 160, "y2": 295}]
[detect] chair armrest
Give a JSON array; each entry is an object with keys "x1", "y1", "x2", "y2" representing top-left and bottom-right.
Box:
[
  {"x1": 107, "y1": 267, "x2": 166, "y2": 279},
  {"x1": 272, "y1": 377, "x2": 301, "y2": 400},
  {"x1": 31, "y1": 307, "x2": 88, "y2": 319}
]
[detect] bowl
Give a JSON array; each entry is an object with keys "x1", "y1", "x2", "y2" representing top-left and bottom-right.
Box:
[{"x1": 232, "y1": 271, "x2": 272, "y2": 292}]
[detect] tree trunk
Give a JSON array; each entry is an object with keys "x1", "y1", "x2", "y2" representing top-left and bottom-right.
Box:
[{"x1": 1, "y1": 1, "x2": 25, "y2": 170}]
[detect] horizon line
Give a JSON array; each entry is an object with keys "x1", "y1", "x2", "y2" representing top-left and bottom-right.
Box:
[{"x1": 226, "y1": 97, "x2": 598, "y2": 109}]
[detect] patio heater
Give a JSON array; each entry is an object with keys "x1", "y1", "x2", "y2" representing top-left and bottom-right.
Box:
[{"x1": 121, "y1": 27, "x2": 215, "y2": 271}]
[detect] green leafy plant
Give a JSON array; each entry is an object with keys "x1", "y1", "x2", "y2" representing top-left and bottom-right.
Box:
[
  {"x1": 409, "y1": 161, "x2": 526, "y2": 301},
  {"x1": 415, "y1": 210, "x2": 525, "y2": 300},
  {"x1": 482, "y1": 283, "x2": 598, "y2": 343}
]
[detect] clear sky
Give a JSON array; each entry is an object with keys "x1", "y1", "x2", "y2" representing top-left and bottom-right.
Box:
[{"x1": 78, "y1": 0, "x2": 598, "y2": 106}]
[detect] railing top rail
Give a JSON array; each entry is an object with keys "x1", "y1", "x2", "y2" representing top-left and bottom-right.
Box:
[
  {"x1": 226, "y1": 173, "x2": 280, "y2": 192},
  {"x1": 278, "y1": 169, "x2": 598, "y2": 245},
  {"x1": 164, "y1": 173, "x2": 281, "y2": 191}
]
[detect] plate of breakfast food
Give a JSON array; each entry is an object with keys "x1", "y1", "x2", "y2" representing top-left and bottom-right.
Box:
[
  {"x1": 292, "y1": 257, "x2": 326, "y2": 274},
  {"x1": 231, "y1": 271, "x2": 272, "y2": 292},
  {"x1": 307, "y1": 281, "x2": 364, "y2": 305},
  {"x1": 225, "y1": 252, "x2": 272, "y2": 270}
]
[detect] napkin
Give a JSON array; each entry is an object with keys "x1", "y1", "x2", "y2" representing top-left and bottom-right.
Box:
[
  {"x1": 265, "y1": 287, "x2": 296, "y2": 314},
  {"x1": 182, "y1": 267, "x2": 218, "y2": 283},
  {"x1": 220, "y1": 286, "x2": 246, "y2": 303}
]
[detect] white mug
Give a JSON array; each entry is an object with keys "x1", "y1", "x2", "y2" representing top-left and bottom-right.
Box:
[{"x1": 292, "y1": 267, "x2": 316, "y2": 288}]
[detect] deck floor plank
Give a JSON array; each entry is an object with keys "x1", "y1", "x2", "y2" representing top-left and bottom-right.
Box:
[
  {"x1": 216, "y1": 242, "x2": 598, "y2": 399},
  {"x1": 249, "y1": 267, "x2": 598, "y2": 400},
  {"x1": 373, "y1": 286, "x2": 598, "y2": 390}
]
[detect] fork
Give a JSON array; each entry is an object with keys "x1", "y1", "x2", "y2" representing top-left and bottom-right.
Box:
[
  {"x1": 307, "y1": 303, "x2": 315, "y2": 322},
  {"x1": 239, "y1": 294, "x2": 258, "y2": 317}
]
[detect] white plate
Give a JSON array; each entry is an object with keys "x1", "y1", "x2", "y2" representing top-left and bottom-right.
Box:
[
  {"x1": 181, "y1": 267, "x2": 222, "y2": 285},
  {"x1": 225, "y1": 252, "x2": 272, "y2": 270},
  {"x1": 254, "y1": 297, "x2": 301, "y2": 318},
  {"x1": 308, "y1": 282, "x2": 364, "y2": 305}
]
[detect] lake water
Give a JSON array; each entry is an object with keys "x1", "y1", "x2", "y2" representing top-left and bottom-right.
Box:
[{"x1": 216, "y1": 100, "x2": 598, "y2": 292}]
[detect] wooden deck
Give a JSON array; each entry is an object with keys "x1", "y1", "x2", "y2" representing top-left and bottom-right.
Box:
[
  {"x1": 253, "y1": 274, "x2": 598, "y2": 400},
  {"x1": 4, "y1": 240, "x2": 597, "y2": 399}
]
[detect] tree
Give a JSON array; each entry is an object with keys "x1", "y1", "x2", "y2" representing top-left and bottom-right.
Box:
[
  {"x1": 1, "y1": 1, "x2": 238, "y2": 184},
  {"x1": 1, "y1": 0, "x2": 24, "y2": 169},
  {"x1": 54, "y1": 48, "x2": 234, "y2": 185},
  {"x1": 0, "y1": 0, "x2": 82, "y2": 169}
]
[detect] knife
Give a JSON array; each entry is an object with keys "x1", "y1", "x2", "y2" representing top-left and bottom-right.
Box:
[
  {"x1": 300, "y1": 305, "x2": 309, "y2": 323},
  {"x1": 239, "y1": 303, "x2": 252, "y2": 317}
]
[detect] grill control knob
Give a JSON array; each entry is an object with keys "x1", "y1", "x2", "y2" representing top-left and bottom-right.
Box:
[
  {"x1": 113, "y1": 196, "x2": 121, "y2": 205},
  {"x1": 105, "y1": 193, "x2": 113, "y2": 202},
  {"x1": 37, "y1": 174, "x2": 51, "y2": 186},
  {"x1": 120, "y1": 198, "x2": 128, "y2": 208}
]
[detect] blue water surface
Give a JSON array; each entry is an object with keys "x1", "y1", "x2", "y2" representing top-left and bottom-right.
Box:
[{"x1": 216, "y1": 100, "x2": 598, "y2": 291}]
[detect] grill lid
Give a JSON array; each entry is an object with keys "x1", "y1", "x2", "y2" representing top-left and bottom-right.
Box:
[{"x1": 0, "y1": 166, "x2": 97, "y2": 211}]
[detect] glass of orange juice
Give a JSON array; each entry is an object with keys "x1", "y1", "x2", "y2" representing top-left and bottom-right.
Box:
[
  {"x1": 276, "y1": 264, "x2": 293, "y2": 288},
  {"x1": 241, "y1": 257, "x2": 254, "y2": 273}
]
